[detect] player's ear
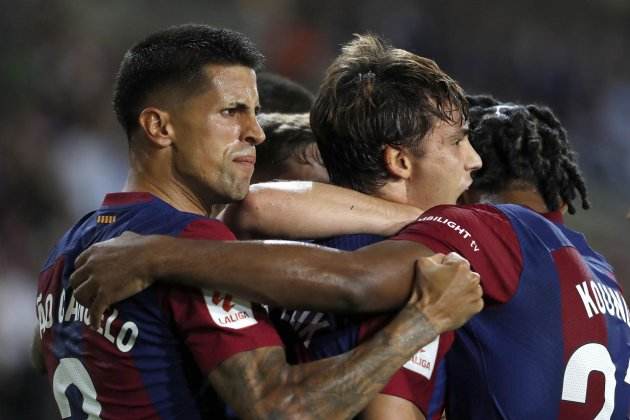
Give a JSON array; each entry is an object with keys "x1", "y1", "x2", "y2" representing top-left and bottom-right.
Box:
[
  {"x1": 383, "y1": 145, "x2": 412, "y2": 180},
  {"x1": 138, "y1": 107, "x2": 173, "y2": 148},
  {"x1": 299, "y1": 143, "x2": 324, "y2": 165}
]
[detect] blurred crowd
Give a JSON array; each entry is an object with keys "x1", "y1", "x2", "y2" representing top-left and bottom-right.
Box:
[{"x1": 1, "y1": 1, "x2": 629, "y2": 418}]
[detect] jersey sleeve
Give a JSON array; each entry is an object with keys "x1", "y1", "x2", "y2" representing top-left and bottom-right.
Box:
[
  {"x1": 391, "y1": 204, "x2": 523, "y2": 304},
  {"x1": 163, "y1": 217, "x2": 283, "y2": 375},
  {"x1": 357, "y1": 314, "x2": 454, "y2": 418}
]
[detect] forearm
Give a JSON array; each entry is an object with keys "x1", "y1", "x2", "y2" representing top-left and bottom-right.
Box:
[
  {"x1": 222, "y1": 181, "x2": 422, "y2": 239},
  {"x1": 272, "y1": 306, "x2": 439, "y2": 419},
  {"x1": 213, "y1": 306, "x2": 439, "y2": 420},
  {"x1": 155, "y1": 236, "x2": 411, "y2": 312}
]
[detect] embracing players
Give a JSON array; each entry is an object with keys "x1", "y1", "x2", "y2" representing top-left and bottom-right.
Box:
[
  {"x1": 71, "y1": 34, "x2": 630, "y2": 419},
  {"x1": 34, "y1": 25, "x2": 483, "y2": 419}
]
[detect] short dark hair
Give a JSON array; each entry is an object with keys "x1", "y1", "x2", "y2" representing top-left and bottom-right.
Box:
[
  {"x1": 256, "y1": 112, "x2": 315, "y2": 174},
  {"x1": 257, "y1": 73, "x2": 314, "y2": 113},
  {"x1": 310, "y1": 34, "x2": 468, "y2": 194},
  {"x1": 467, "y1": 94, "x2": 590, "y2": 214},
  {"x1": 113, "y1": 24, "x2": 264, "y2": 138}
]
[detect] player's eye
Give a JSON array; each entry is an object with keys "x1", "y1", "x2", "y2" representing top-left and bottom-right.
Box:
[{"x1": 221, "y1": 108, "x2": 238, "y2": 117}]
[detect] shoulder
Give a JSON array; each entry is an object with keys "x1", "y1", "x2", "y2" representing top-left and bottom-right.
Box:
[
  {"x1": 395, "y1": 204, "x2": 513, "y2": 245},
  {"x1": 179, "y1": 217, "x2": 237, "y2": 241},
  {"x1": 394, "y1": 204, "x2": 524, "y2": 304}
]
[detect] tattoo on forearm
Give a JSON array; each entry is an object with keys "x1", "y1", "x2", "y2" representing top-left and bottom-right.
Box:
[{"x1": 209, "y1": 309, "x2": 437, "y2": 420}]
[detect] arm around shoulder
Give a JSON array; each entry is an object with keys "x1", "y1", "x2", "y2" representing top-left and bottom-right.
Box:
[{"x1": 221, "y1": 181, "x2": 422, "y2": 239}]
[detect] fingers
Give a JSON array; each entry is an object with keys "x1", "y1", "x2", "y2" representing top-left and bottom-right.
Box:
[
  {"x1": 442, "y1": 252, "x2": 470, "y2": 269},
  {"x1": 469, "y1": 271, "x2": 484, "y2": 312},
  {"x1": 71, "y1": 277, "x2": 107, "y2": 330},
  {"x1": 72, "y1": 276, "x2": 97, "y2": 308},
  {"x1": 470, "y1": 271, "x2": 481, "y2": 286},
  {"x1": 88, "y1": 294, "x2": 108, "y2": 330},
  {"x1": 416, "y1": 255, "x2": 440, "y2": 273},
  {"x1": 73, "y1": 247, "x2": 92, "y2": 279},
  {"x1": 69, "y1": 259, "x2": 90, "y2": 290},
  {"x1": 70, "y1": 253, "x2": 100, "y2": 311},
  {"x1": 70, "y1": 246, "x2": 107, "y2": 330}
]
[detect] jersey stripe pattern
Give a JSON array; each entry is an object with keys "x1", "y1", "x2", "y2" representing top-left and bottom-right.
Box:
[
  {"x1": 36, "y1": 192, "x2": 281, "y2": 420},
  {"x1": 392, "y1": 203, "x2": 630, "y2": 420},
  {"x1": 272, "y1": 233, "x2": 451, "y2": 420}
]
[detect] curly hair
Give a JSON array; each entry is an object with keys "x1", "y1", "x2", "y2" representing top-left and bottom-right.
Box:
[{"x1": 467, "y1": 95, "x2": 590, "y2": 214}]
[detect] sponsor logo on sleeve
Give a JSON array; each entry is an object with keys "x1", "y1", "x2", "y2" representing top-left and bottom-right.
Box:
[
  {"x1": 417, "y1": 215, "x2": 479, "y2": 252},
  {"x1": 204, "y1": 291, "x2": 258, "y2": 329},
  {"x1": 403, "y1": 336, "x2": 439, "y2": 379}
]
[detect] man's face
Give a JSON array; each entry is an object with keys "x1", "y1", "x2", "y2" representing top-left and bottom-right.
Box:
[
  {"x1": 169, "y1": 64, "x2": 265, "y2": 204},
  {"x1": 407, "y1": 117, "x2": 482, "y2": 209}
]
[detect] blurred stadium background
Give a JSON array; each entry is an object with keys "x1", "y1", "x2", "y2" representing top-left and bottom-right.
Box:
[{"x1": 1, "y1": 1, "x2": 628, "y2": 417}]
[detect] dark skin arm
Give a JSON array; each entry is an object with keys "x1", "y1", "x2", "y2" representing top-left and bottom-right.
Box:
[
  {"x1": 79, "y1": 253, "x2": 482, "y2": 419},
  {"x1": 69, "y1": 232, "x2": 458, "y2": 326}
]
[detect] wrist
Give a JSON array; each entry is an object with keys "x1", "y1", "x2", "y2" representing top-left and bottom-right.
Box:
[
  {"x1": 416, "y1": 303, "x2": 448, "y2": 335},
  {"x1": 387, "y1": 305, "x2": 439, "y2": 345}
]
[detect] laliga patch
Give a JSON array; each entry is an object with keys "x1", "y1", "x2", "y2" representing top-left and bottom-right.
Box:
[
  {"x1": 204, "y1": 290, "x2": 258, "y2": 329},
  {"x1": 403, "y1": 336, "x2": 439, "y2": 379}
]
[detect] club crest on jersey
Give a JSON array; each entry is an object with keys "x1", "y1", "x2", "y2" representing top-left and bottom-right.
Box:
[
  {"x1": 204, "y1": 291, "x2": 257, "y2": 329},
  {"x1": 403, "y1": 336, "x2": 439, "y2": 379}
]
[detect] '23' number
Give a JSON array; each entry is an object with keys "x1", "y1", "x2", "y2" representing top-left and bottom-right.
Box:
[
  {"x1": 53, "y1": 344, "x2": 630, "y2": 419},
  {"x1": 562, "y1": 343, "x2": 630, "y2": 419}
]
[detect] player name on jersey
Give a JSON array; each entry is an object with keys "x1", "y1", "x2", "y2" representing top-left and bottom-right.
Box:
[
  {"x1": 575, "y1": 280, "x2": 630, "y2": 327},
  {"x1": 36, "y1": 290, "x2": 139, "y2": 353}
]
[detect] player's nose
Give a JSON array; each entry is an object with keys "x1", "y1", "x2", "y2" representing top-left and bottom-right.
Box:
[
  {"x1": 466, "y1": 141, "x2": 482, "y2": 172},
  {"x1": 243, "y1": 114, "x2": 265, "y2": 146}
]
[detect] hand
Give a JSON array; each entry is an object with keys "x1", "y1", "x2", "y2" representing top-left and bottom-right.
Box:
[
  {"x1": 411, "y1": 252, "x2": 483, "y2": 334},
  {"x1": 69, "y1": 231, "x2": 163, "y2": 329}
]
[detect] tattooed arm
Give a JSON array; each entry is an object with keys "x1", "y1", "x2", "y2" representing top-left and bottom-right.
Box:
[
  {"x1": 221, "y1": 181, "x2": 421, "y2": 239},
  {"x1": 207, "y1": 257, "x2": 482, "y2": 419}
]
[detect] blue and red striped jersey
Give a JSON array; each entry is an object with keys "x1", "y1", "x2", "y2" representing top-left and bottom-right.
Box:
[
  {"x1": 272, "y1": 233, "x2": 452, "y2": 420},
  {"x1": 393, "y1": 203, "x2": 630, "y2": 420},
  {"x1": 36, "y1": 192, "x2": 281, "y2": 419}
]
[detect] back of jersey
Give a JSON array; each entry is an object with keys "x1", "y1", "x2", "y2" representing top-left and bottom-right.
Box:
[
  {"x1": 392, "y1": 203, "x2": 630, "y2": 420},
  {"x1": 35, "y1": 192, "x2": 251, "y2": 419},
  {"x1": 448, "y1": 204, "x2": 630, "y2": 420}
]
